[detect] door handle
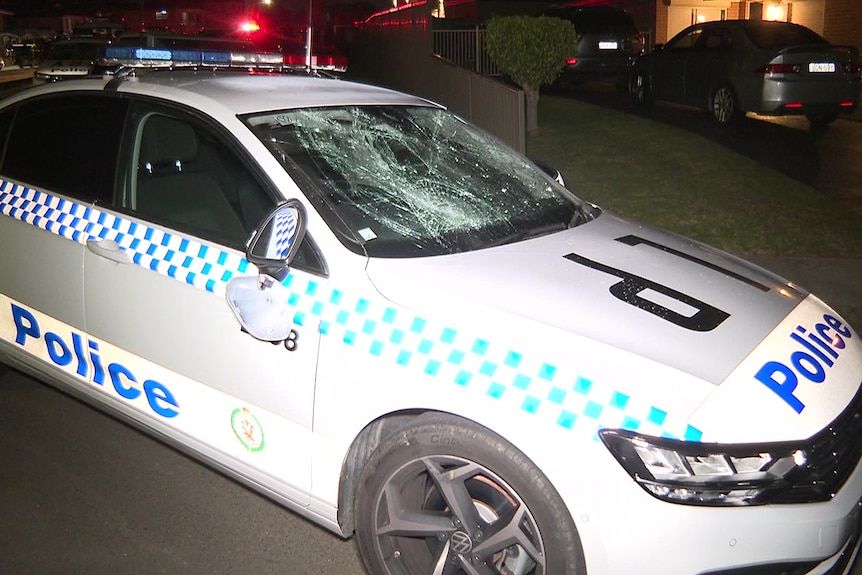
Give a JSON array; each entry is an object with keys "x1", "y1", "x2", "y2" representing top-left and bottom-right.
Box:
[{"x1": 86, "y1": 238, "x2": 131, "y2": 264}]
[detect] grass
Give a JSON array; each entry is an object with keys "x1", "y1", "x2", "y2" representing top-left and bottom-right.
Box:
[
  {"x1": 527, "y1": 94, "x2": 862, "y2": 327},
  {"x1": 527, "y1": 94, "x2": 862, "y2": 259}
]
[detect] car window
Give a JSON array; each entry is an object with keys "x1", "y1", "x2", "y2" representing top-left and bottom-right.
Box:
[
  {"x1": 0, "y1": 94, "x2": 127, "y2": 203},
  {"x1": 669, "y1": 28, "x2": 703, "y2": 51},
  {"x1": 44, "y1": 40, "x2": 103, "y2": 60},
  {"x1": 743, "y1": 23, "x2": 828, "y2": 49},
  {"x1": 245, "y1": 105, "x2": 588, "y2": 258},
  {"x1": 118, "y1": 103, "x2": 326, "y2": 275},
  {"x1": 697, "y1": 28, "x2": 733, "y2": 51},
  {"x1": 122, "y1": 108, "x2": 271, "y2": 249}
]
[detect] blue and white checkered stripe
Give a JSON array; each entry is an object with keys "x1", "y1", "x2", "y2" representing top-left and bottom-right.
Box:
[
  {"x1": 0, "y1": 180, "x2": 249, "y2": 296},
  {"x1": 268, "y1": 206, "x2": 298, "y2": 259},
  {"x1": 0, "y1": 179, "x2": 703, "y2": 442},
  {"x1": 280, "y1": 274, "x2": 703, "y2": 442}
]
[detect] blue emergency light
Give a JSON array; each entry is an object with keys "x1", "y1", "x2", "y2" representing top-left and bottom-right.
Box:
[{"x1": 100, "y1": 46, "x2": 282, "y2": 69}]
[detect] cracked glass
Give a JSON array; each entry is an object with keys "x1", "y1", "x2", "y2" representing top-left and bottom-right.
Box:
[{"x1": 246, "y1": 105, "x2": 594, "y2": 257}]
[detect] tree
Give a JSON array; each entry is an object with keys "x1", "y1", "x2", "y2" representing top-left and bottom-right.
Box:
[{"x1": 485, "y1": 15, "x2": 577, "y2": 136}]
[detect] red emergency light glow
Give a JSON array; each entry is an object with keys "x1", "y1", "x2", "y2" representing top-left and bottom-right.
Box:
[
  {"x1": 783, "y1": 103, "x2": 804, "y2": 108},
  {"x1": 283, "y1": 53, "x2": 348, "y2": 71},
  {"x1": 240, "y1": 20, "x2": 261, "y2": 33},
  {"x1": 566, "y1": 58, "x2": 578, "y2": 65},
  {"x1": 840, "y1": 101, "x2": 855, "y2": 107}
]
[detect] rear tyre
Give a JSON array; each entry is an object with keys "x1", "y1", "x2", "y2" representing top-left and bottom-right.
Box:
[
  {"x1": 354, "y1": 413, "x2": 586, "y2": 575},
  {"x1": 711, "y1": 84, "x2": 740, "y2": 126},
  {"x1": 630, "y1": 72, "x2": 653, "y2": 107}
]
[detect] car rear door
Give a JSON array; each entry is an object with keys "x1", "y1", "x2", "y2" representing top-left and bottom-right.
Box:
[
  {"x1": 82, "y1": 100, "x2": 319, "y2": 503},
  {"x1": 0, "y1": 94, "x2": 123, "y2": 389}
]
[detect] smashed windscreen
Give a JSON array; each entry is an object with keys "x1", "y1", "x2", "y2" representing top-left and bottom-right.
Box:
[{"x1": 245, "y1": 105, "x2": 594, "y2": 257}]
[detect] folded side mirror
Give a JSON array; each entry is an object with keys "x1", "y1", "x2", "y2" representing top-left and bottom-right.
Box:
[
  {"x1": 246, "y1": 200, "x2": 307, "y2": 282},
  {"x1": 225, "y1": 200, "x2": 307, "y2": 341}
]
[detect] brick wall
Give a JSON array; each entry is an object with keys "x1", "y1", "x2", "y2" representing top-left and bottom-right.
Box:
[
  {"x1": 655, "y1": 0, "x2": 669, "y2": 44},
  {"x1": 650, "y1": 0, "x2": 859, "y2": 50},
  {"x1": 728, "y1": 2, "x2": 745, "y2": 19}
]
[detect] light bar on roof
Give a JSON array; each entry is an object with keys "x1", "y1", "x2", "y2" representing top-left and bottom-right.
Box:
[
  {"x1": 282, "y1": 54, "x2": 348, "y2": 72},
  {"x1": 100, "y1": 46, "x2": 284, "y2": 69}
]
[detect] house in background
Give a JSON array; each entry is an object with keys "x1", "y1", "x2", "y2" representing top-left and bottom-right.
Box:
[{"x1": 652, "y1": 0, "x2": 860, "y2": 48}]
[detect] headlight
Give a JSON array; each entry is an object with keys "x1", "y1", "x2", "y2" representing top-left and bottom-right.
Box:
[{"x1": 599, "y1": 429, "x2": 808, "y2": 506}]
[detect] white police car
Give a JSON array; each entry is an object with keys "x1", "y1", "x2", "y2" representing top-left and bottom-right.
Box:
[{"x1": 0, "y1": 46, "x2": 860, "y2": 575}]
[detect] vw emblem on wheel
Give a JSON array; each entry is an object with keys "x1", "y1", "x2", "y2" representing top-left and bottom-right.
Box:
[{"x1": 450, "y1": 531, "x2": 473, "y2": 554}]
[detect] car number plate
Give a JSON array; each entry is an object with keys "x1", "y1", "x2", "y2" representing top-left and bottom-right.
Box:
[
  {"x1": 809, "y1": 62, "x2": 836, "y2": 73},
  {"x1": 598, "y1": 41, "x2": 618, "y2": 50}
]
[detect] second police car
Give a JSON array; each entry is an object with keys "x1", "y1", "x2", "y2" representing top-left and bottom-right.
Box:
[{"x1": 0, "y1": 45, "x2": 860, "y2": 575}]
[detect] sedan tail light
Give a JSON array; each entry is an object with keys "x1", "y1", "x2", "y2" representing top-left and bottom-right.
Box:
[{"x1": 757, "y1": 63, "x2": 800, "y2": 74}]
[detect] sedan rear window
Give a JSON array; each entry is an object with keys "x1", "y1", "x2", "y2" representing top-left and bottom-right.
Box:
[{"x1": 743, "y1": 23, "x2": 828, "y2": 49}]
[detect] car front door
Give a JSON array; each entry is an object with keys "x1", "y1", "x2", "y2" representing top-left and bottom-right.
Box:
[
  {"x1": 82, "y1": 101, "x2": 320, "y2": 502},
  {"x1": 651, "y1": 27, "x2": 702, "y2": 103}
]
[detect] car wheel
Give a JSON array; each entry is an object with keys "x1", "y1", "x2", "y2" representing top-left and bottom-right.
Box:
[
  {"x1": 711, "y1": 84, "x2": 740, "y2": 126},
  {"x1": 630, "y1": 72, "x2": 653, "y2": 107},
  {"x1": 354, "y1": 413, "x2": 586, "y2": 575}
]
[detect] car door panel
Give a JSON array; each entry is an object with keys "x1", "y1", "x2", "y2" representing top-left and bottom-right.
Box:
[
  {"x1": 0, "y1": 183, "x2": 85, "y2": 327},
  {"x1": 80, "y1": 104, "x2": 317, "y2": 500}
]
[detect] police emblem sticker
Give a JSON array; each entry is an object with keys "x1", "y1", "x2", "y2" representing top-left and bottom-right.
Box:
[{"x1": 231, "y1": 407, "x2": 265, "y2": 452}]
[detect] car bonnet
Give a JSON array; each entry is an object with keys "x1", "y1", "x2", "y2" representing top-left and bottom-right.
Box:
[{"x1": 364, "y1": 212, "x2": 862, "y2": 442}]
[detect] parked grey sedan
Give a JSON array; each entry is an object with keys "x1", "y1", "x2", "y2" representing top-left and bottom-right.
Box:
[{"x1": 629, "y1": 20, "x2": 861, "y2": 129}]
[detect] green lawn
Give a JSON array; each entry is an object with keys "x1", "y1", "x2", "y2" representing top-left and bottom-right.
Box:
[{"x1": 527, "y1": 95, "x2": 862, "y2": 259}]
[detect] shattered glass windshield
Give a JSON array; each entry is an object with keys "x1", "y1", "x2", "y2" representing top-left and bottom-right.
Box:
[{"x1": 245, "y1": 105, "x2": 594, "y2": 257}]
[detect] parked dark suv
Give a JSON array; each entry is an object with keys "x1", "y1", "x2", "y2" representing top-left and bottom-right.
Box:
[{"x1": 543, "y1": 5, "x2": 643, "y2": 82}]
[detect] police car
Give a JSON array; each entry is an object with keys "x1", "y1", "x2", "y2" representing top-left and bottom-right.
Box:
[
  {"x1": 33, "y1": 38, "x2": 110, "y2": 83},
  {"x1": 0, "y1": 46, "x2": 860, "y2": 575}
]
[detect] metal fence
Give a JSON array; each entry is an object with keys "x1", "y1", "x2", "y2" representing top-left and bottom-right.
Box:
[{"x1": 433, "y1": 28, "x2": 502, "y2": 76}]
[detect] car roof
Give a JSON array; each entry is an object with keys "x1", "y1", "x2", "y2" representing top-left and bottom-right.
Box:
[
  {"x1": 9, "y1": 71, "x2": 438, "y2": 115},
  {"x1": 689, "y1": 19, "x2": 829, "y2": 45}
]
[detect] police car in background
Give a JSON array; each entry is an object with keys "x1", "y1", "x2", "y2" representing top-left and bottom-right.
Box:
[
  {"x1": 34, "y1": 38, "x2": 111, "y2": 83},
  {"x1": 0, "y1": 46, "x2": 860, "y2": 575}
]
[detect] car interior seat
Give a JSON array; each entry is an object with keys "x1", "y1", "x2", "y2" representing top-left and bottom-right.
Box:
[{"x1": 136, "y1": 114, "x2": 248, "y2": 245}]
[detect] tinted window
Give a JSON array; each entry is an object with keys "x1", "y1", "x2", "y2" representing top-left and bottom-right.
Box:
[
  {"x1": 1, "y1": 94, "x2": 128, "y2": 202},
  {"x1": 0, "y1": 109, "x2": 14, "y2": 159},
  {"x1": 669, "y1": 28, "x2": 703, "y2": 50},
  {"x1": 743, "y1": 23, "x2": 828, "y2": 49},
  {"x1": 44, "y1": 40, "x2": 103, "y2": 60}
]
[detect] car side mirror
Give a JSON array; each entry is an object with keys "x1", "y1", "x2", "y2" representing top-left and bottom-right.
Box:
[
  {"x1": 225, "y1": 200, "x2": 307, "y2": 342},
  {"x1": 246, "y1": 200, "x2": 306, "y2": 282}
]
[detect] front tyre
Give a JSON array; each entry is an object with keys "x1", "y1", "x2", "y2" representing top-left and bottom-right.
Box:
[{"x1": 355, "y1": 414, "x2": 585, "y2": 575}]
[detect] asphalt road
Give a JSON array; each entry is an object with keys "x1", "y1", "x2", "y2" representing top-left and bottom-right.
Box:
[{"x1": 0, "y1": 365, "x2": 365, "y2": 575}]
